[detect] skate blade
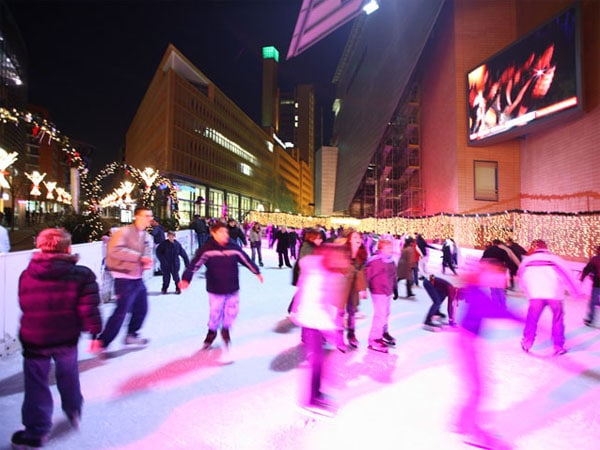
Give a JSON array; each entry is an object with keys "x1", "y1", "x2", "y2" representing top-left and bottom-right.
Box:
[{"x1": 300, "y1": 405, "x2": 336, "y2": 418}]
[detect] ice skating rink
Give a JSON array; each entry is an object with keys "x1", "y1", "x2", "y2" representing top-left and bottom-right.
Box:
[{"x1": 1, "y1": 245, "x2": 599, "y2": 449}]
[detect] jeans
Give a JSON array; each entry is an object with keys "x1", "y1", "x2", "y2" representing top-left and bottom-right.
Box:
[
  {"x1": 207, "y1": 291, "x2": 240, "y2": 330},
  {"x1": 368, "y1": 294, "x2": 391, "y2": 344},
  {"x1": 522, "y1": 298, "x2": 565, "y2": 350},
  {"x1": 21, "y1": 345, "x2": 82, "y2": 439},
  {"x1": 586, "y1": 287, "x2": 600, "y2": 322},
  {"x1": 303, "y1": 327, "x2": 326, "y2": 403},
  {"x1": 160, "y1": 265, "x2": 181, "y2": 290},
  {"x1": 251, "y1": 242, "x2": 263, "y2": 264},
  {"x1": 100, "y1": 278, "x2": 148, "y2": 348},
  {"x1": 423, "y1": 279, "x2": 445, "y2": 323}
]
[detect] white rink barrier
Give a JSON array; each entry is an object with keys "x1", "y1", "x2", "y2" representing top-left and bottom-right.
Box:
[{"x1": 0, "y1": 229, "x2": 197, "y2": 358}]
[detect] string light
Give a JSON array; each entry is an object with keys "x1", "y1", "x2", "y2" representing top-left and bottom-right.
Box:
[
  {"x1": 3, "y1": 107, "x2": 597, "y2": 254},
  {"x1": 247, "y1": 210, "x2": 600, "y2": 260},
  {"x1": 1, "y1": 108, "x2": 182, "y2": 239}
]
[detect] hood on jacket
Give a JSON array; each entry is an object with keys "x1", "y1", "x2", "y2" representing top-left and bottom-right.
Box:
[{"x1": 27, "y1": 252, "x2": 79, "y2": 280}]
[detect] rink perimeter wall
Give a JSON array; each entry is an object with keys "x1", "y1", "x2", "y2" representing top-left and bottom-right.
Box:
[{"x1": 0, "y1": 230, "x2": 196, "y2": 358}]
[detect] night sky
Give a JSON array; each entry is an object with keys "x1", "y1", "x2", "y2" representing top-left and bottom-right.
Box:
[{"x1": 6, "y1": 0, "x2": 352, "y2": 173}]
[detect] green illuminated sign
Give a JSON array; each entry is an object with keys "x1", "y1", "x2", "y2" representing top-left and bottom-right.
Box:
[{"x1": 262, "y1": 46, "x2": 279, "y2": 62}]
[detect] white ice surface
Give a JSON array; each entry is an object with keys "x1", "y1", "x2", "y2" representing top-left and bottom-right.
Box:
[{"x1": 1, "y1": 244, "x2": 599, "y2": 449}]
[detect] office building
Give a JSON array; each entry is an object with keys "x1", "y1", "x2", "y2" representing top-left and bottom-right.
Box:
[{"x1": 126, "y1": 44, "x2": 288, "y2": 225}]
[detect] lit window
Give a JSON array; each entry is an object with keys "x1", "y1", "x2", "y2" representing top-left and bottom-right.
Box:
[{"x1": 240, "y1": 163, "x2": 252, "y2": 176}]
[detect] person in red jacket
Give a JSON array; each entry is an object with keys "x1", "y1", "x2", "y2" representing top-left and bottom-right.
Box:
[{"x1": 12, "y1": 228, "x2": 102, "y2": 449}]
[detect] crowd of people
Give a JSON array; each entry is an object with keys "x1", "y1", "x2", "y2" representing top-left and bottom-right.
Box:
[{"x1": 8, "y1": 212, "x2": 597, "y2": 449}]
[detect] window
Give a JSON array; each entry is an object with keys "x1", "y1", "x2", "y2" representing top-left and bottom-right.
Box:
[{"x1": 474, "y1": 160, "x2": 498, "y2": 201}]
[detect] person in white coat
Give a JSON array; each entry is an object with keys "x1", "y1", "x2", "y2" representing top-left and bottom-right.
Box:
[{"x1": 518, "y1": 239, "x2": 582, "y2": 356}]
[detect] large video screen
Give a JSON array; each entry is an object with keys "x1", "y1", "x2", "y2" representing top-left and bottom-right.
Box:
[{"x1": 467, "y1": 3, "x2": 582, "y2": 146}]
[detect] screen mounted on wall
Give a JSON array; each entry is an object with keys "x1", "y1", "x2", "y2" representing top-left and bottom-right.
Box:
[{"x1": 467, "y1": 3, "x2": 582, "y2": 146}]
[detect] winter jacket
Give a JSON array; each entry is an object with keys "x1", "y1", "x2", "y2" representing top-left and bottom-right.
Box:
[
  {"x1": 182, "y1": 237, "x2": 260, "y2": 294},
  {"x1": 517, "y1": 249, "x2": 581, "y2": 300},
  {"x1": 227, "y1": 224, "x2": 247, "y2": 246},
  {"x1": 249, "y1": 228, "x2": 262, "y2": 247},
  {"x1": 581, "y1": 254, "x2": 600, "y2": 288},
  {"x1": 292, "y1": 241, "x2": 318, "y2": 286},
  {"x1": 365, "y1": 253, "x2": 396, "y2": 296},
  {"x1": 397, "y1": 246, "x2": 416, "y2": 281},
  {"x1": 347, "y1": 252, "x2": 367, "y2": 308},
  {"x1": 425, "y1": 277, "x2": 456, "y2": 301},
  {"x1": 273, "y1": 229, "x2": 290, "y2": 253},
  {"x1": 290, "y1": 252, "x2": 352, "y2": 330},
  {"x1": 482, "y1": 244, "x2": 519, "y2": 275},
  {"x1": 156, "y1": 239, "x2": 189, "y2": 271},
  {"x1": 105, "y1": 224, "x2": 153, "y2": 278},
  {"x1": 18, "y1": 252, "x2": 102, "y2": 353},
  {"x1": 150, "y1": 225, "x2": 166, "y2": 244}
]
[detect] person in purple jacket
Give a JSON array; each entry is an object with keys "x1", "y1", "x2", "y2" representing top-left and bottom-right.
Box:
[
  {"x1": 12, "y1": 228, "x2": 102, "y2": 450},
  {"x1": 365, "y1": 239, "x2": 397, "y2": 353},
  {"x1": 179, "y1": 221, "x2": 263, "y2": 349}
]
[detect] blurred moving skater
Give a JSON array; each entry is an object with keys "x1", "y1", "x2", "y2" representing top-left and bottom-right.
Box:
[{"x1": 290, "y1": 242, "x2": 353, "y2": 416}]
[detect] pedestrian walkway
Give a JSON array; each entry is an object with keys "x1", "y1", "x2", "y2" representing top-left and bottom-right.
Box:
[{"x1": 1, "y1": 246, "x2": 599, "y2": 449}]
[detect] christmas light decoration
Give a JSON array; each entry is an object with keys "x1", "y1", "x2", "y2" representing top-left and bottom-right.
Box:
[
  {"x1": 43, "y1": 181, "x2": 56, "y2": 199},
  {"x1": 119, "y1": 181, "x2": 135, "y2": 204},
  {"x1": 2, "y1": 107, "x2": 596, "y2": 252},
  {"x1": 25, "y1": 170, "x2": 47, "y2": 196},
  {"x1": 247, "y1": 210, "x2": 600, "y2": 260},
  {"x1": 0, "y1": 147, "x2": 18, "y2": 189},
  {"x1": 139, "y1": 167, "x2": 158, "y2": 191}
]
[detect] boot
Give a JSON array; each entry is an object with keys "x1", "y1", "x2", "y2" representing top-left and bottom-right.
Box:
[
  {"x1": 221, "y1": 328, "x2": 231, "y2": 348},
  {"x1": 203, "y1": 329, "x2": 217, "y2": 350},
  {"x1": 347, "y1": 329, "x2": 359, "y2": 348}
]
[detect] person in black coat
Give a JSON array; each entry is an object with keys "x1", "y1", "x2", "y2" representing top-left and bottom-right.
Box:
[
  {"x1": 227, "y1": 218, "x2": 247, "y2": 247},
  {"x1": 150, "y1": 219, "x2": 166, "y2": 275},
  {"x1": 274, "y1": 225, "x2": 292, "y2": 268},
  {"x1": 191, "y1": 215, "x2": 209, "y2": 250},
  {"x1": 156, "y1": 231, "x2": 190, "y2": 294}
]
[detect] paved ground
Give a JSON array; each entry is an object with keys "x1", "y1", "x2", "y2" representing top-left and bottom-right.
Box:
[{"x1": 1, "y1": 245, "x2": 599, "y2": 449}]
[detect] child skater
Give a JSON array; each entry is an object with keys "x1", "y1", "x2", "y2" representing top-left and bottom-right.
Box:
[
  {"x1": 156, "y1": 230, "x2": 190, "y2": 295},
  {"x1": 179, "y1": 222, "x2": 263, "y2": 350},
  {"x1": 365, "y1": 238, "x2": 397, "y2": 353}
]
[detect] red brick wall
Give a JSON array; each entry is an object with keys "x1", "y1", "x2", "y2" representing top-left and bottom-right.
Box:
[
  {"x1": 421, "y1": 0, "x2": 599, "y2": 215},
  {"x1": 420, "y1": 0, "x2": 459, "y2": 214},
  {"x1": 518, "y1": 0, "x2": 600, "y2": 212}
]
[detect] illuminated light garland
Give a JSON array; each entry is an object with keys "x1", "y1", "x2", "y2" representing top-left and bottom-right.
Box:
[
  {"x1": 89, "y1": 162, "x2": 180, "y2": 227},
  {"x1": 1, "y1": 107, "x2": 182, "y2": 239},
  {"x1": 247, "y1": 210, "x2": 600, "y2": 260}
]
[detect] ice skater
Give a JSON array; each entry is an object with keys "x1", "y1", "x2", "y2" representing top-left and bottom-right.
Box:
[{"x1": 179, "y1": 222, "x2": 263, "y2": 349}]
